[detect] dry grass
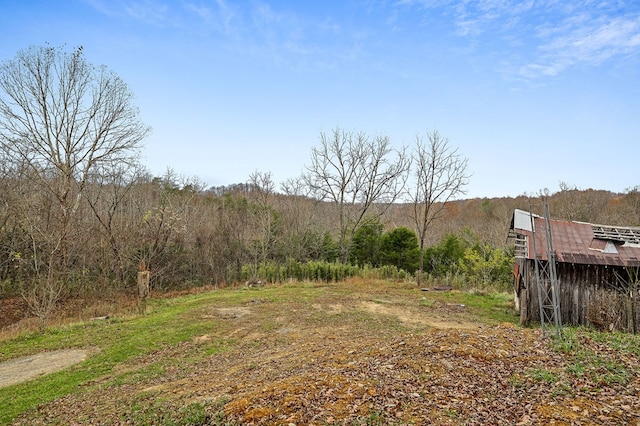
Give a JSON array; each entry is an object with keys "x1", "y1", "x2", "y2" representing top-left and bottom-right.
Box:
[{"x1": 3, "y1": 279, "x2": 639, "y2": 425}]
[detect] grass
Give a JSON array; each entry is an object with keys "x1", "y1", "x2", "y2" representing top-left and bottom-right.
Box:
[
  {"x1": 587, "y1": 328, "x2": 640, "y2": 356},
  {"x1": 127, "y1": 399, "x2": 216, "y2": 426},
  {"x1": 3, "y1": 279, "x2": 636, "y2": 424},
  {"x1": 549, "y1": 326, "x2": 639, "y2": 394},
  {"x1": 526, "y1": 367, "x2": 558, "y2": 383},
  {"x1": 567, "y1": 347, "x2": 633, "y2": 387},
  {"x1": 426, "y1": 288, "x2": 519, "y2": 325},
  {"x1": 0, "y1": 290, "x2": 233, "y2": 424},
  {"x1": 0, "y1": 281, "x2": 516, "y2": 424}
]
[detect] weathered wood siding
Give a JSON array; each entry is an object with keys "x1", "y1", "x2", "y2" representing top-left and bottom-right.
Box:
[{"x1": 516, "y1": 259, "x2": 639, "y2": 331}]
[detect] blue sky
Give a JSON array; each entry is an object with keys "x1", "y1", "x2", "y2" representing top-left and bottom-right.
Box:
[{"x1": 1, "y1": 0, "x2": 639, "y2": 198}]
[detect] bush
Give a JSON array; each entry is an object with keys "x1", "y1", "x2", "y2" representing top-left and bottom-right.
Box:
[
  {"x1": 423, "y1": 234, "x2": 467, "y2": 277},
  {"x1": 240, "y1": 260, "x2": 413, "y2": 284},
  {"x1": 349, "y1": 215, "x2": 384, "y2": 266},
  {"x1": 379, "y1": 227, "x2": 419, "y2": 273},
  {"x1": 458, "y1": 243, "x2": 512, "y2": 290}
]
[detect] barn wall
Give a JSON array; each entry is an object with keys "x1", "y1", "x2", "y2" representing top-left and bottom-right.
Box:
[{"x1": 516, "y1": 260, "x2": 639, "y2": 332}]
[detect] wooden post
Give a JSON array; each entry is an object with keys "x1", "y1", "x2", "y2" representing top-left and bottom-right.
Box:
[{"x1": 137, "y1": 260, "x2": 150, "y2": 314}]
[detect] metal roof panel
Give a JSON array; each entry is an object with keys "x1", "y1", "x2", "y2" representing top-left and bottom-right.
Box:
[{"x1": 510, "y1": 211, "x2": 640, "y2": 267}]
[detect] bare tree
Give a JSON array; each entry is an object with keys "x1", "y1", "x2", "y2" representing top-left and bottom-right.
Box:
[
  {"x1": 303, "y1": 128, "x2": 409, "y2": 263},
  {"x1": 247, "y1": 170, "x2": 279, "y2": 275},
  {"x1": 85, "y1": 162, "x2": 147, "y2": 286},
  {"x1": 0, "y1": 45, "x2": 149, "y2": 323},
  {"x1": 279, "y1": 177, "x2": 325, "y2": 260},
  {"x1": 410, "y1": 130, "x2": 469, "y2": 285}
]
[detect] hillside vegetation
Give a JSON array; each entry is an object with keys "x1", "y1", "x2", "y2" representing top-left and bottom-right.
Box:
[
  {"x1": 1, "y1": 279, "x2": 639, "y2": 425},
  {"x1": 1, "y1": 45, "x2": 639, "y2": 334},
  {"x1": 2, "y1": 181, "x2": 639, "y2": 330}
]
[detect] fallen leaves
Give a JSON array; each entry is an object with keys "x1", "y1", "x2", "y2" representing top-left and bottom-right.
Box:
[{"x1": 10, "y1": 287, "x2": 640, "y2": 425}]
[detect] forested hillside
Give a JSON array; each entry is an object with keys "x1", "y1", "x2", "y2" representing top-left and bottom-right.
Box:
[
  {"x1": 1, "y1": 45, "x2": 638, "y2": 328},
  {"x1": 2, "y1": 168, "x2": 638, "y2": 300}
]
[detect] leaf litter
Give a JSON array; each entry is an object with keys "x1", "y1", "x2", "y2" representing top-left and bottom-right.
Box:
[{"x1": 11, "y1": 283, "x2": 640, "y2": 425}]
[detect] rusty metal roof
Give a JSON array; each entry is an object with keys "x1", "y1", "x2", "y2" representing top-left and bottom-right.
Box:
[{"x1": 510, "y1": 209, "x2": 640, "y2": 267}]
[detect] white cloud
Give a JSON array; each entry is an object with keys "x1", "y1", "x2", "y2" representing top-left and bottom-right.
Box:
[
  {"x1": 124, "y1": 0, "x2": 169, "y2": 25},
  {"x1": 85, "y1": 0, "x2": 177, "y2": 27},
  {"x1": 434, "y1": 0, "x2": 640, "y2": 81},
  {"x1": 522, "y1": 15, "x2": 640, "y2": 79},
  {"x1": 184, "y1": 0, "x2": 238, "y2": 37}
]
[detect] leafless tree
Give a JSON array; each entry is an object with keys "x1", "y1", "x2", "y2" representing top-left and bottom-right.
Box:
[
  {"x1": 247, "y1": 170, "x2": 279, "y2": 273},
  {"x1": 85, "y1": 162, "x2": 147, "y2": 286},
  {"x1": 134, "y1": 169, "x2": 199, "y2": 290},
  {"x1": 0, "y1": 159, "x2": 16, "y2": 288},
  {"x1": 621, "y1": 186, "x2": 640, "y2": 225},
  {"x1": 279, "y1": 177, "x2": 326, "y2": 260},
  {"x1": 303, "y1": 128, "x2": 409, "y2": 263},
  {"x1": 410, "y1": 130, "x2": 469, "y2": 285},
  {"x1": 0, "y1": 45, "x2": 149, "y2": 322},
  {"x1": 551, "y1": 182, "x2": 611, "y2": 224}
]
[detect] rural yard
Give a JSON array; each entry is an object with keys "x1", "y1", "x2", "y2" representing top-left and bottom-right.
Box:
[
  {"x1": 1, "y1": 279, "x2": 639, "y2": 425},
  {"x1": 1, "y1": 2, "x2": 639, "y2": 425}
]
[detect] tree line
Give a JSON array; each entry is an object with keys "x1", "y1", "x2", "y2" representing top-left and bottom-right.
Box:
[{"x1": 1, "y1": 45, "x2": 639, "y2": 326}]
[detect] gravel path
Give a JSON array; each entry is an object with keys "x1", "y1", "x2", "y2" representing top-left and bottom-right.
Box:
[{"x1": 0, "y1": 349, "x2": 87, "y2": 388}]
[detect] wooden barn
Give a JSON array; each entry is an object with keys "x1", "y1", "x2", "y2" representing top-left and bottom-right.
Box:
[{"x1": 509, "y1": 209, "x2": 640, "y2": 332}]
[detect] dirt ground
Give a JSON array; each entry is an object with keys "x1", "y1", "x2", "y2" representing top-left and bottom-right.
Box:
[
  {"x1": 0, "y1": 297, "x2": 478, "y2": 394},
  {"x1": 0, "y1": 298, "x2": 28, "y2": 330},
  {"x1": 0, "y1": 350, "x2": 88, "y2": 389},
  {"x1": 0, "y1": 294, "x2": 130, "y2": 390},
  {"x1": 4, "y1": 282, "x2": 640, "y2": 425}
]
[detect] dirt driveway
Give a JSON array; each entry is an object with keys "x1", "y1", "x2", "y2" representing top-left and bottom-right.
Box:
[
  {"x1": 0, "y1": 349, "x2": 88, "y2": 389},
  {"x1": 3, "y1": 281, "x2": 640, "y2": 425}
]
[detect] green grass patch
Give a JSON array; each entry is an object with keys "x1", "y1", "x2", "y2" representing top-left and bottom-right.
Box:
[
  {"x1": 123, "y1": 398, "x2": 231, "y2": 426},
  {"x1": 553, "y1": 327, "x2": 638, "y2": 389},
  {"x1": 569, "y1": 349, "x2": 632, "y2": 387},
  {"x1": 0, "y1": 290, "x2": 234, "y2": 425},
  {"x1": 428, "y1": 290, "x2": 518, "y2": 325},
  {"x1": 586, "y1": 328, "x2": 640, "y2": 356},
  {"x1": 525, "y1": 367, "x2": 557, "y2": 383},
  {"x1": 0, "y1": 280, "x2": 569, "y2": 425},
  {"x1": 0, "y1": 283, "x2": 336, "y2": 424},
  {"x1": 419, "y1": 297, "x2": 436, "y2": 307}
]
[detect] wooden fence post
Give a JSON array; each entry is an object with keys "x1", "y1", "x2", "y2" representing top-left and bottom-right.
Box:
[{"x1": 137, "y1": 260, "x2": 150, "y2": 314}]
